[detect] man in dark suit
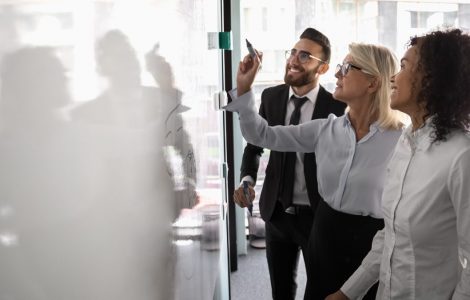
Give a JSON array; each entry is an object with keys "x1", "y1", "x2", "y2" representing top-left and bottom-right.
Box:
[{"x1": 233, "y1": 28, "x2": 346, "y2": 300}]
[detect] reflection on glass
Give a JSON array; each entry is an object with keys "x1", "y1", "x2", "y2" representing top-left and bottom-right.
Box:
[{"x1": 0, "y1": 1, "x2": 225, "y2": 300}]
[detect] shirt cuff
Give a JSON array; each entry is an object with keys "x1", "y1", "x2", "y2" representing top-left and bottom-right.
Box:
[
  {"x1": 453, "y1": 247, "x2": 470, "y2": 299},
  {"x1": 223, "y1": 89, "x2": 256, "y2": 114},
  {"x1": 341, "y1": 265, "x2": 378, "y2": 299},
  {"x1": 239, "y1": 176, "x2": 255, "y2": 187}
]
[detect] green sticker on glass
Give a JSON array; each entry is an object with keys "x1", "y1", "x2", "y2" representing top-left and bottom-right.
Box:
[{"x1": 218, "y1": 31, "x2": 231, "y2": 50}]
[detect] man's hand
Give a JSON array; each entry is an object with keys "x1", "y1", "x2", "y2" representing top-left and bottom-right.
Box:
[
  {"x1": 236, "y1": 51, "x2": 262, "y2": 97},
  {"x1": 145, "y1": 44, "x2": 174, "y2": 89},
  {"x1": 233, "y1": 185, "x2": 255, "y2": 208},
  {"x1": 325, "y1": 290, "x2": 350, "y2": 300}
]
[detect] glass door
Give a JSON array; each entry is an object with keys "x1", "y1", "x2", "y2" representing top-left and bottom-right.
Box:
[{"x1": 0, "y1": 1, "x2": 229, "y2": 299}]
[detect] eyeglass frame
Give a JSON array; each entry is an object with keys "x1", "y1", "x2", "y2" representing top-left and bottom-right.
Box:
[
  {"x1": 285, "y1": 49, "x2": 327, "y2": 64},
  {"x1": 335, "y1": 62, "x2": 374, "y2": 77}
]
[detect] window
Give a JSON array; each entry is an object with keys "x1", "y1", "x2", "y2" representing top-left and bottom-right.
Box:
[{"x1": 241, "y1": 0, "x2": 469, "y2": 91}]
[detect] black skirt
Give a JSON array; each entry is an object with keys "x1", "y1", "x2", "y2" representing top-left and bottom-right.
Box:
[{"x1": 304, "y1": 199, "x2": 384, "y2": 300}]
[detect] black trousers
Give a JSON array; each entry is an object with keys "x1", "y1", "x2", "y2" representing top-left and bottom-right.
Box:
[
  {"x1": 304, "y1": 200, "x2": 384, "y2": 300},
  {"x1": 265, "y1": 202, "x2": 314, "y2": 300}
]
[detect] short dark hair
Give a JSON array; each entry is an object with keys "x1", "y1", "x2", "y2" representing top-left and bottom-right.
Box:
[
  {"x1": 409, "y1": 28, "x2": 470, "y2": 143},
  {"x1": 299, "y1": 28, "x2": 331, "y2": 63}
]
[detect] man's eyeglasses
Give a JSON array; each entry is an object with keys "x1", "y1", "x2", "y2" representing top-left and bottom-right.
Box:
[
  {"x1": 335, "y1": 62, "x2": 373, "y2": 77},
  {"x1": 285, "y1": 49, "x2": 326, "y2": 64}
]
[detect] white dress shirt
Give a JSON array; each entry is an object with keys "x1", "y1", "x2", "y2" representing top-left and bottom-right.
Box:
[
  {"x1": 227, "y1": 89, "x2": 402, "y2": 218},
  {"x1": 285, "y1": 86, "x2": 318, "y2": 206},
  {"x1": 341, "y1": 119, "x2": 470, "y2": 299}
]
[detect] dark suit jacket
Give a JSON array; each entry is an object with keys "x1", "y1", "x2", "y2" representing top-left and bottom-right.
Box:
[{"x1": 240, "y1": 84, "x2": 346, "y2": 221}]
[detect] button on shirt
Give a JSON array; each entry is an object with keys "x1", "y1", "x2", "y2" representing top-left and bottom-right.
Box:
[
  {"x1": 341, "y1": 120, "x2": 470, "y2": 299},
  {"x1": 226, "y1": 89, "x2": 402, "y2": 218}
]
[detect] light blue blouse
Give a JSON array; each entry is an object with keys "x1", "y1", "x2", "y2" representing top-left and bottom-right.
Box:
[{"x1": 225, "y1": 90, "x2": 402, "y2": 218}]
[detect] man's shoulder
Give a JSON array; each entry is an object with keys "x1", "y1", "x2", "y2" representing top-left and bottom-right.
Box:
[
  {"x1": 318, "y1": 85, "x2": 347, "y2": 111},
  {"x1": 262, "y1": 84, "x2": 289, "y2": 96},
  {"x1": 317, "y1": 84, "x2": 334, "y2": 100},
  {"x1": 259, "y1": 84, "x2": 289, "y2": 109},
  {"x1": 69, "y1": 95, "x2": 107, "y2": 123},
  {"x1": 263, "y1": 84, "x2": 334, "y2": 99}
]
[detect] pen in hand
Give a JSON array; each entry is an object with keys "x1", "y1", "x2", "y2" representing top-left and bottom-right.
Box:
[
  {"x1": 245, "y1": 39, "x2": 257, "y2": 59},
  {"x1": 245, "y1": 38, "x2": 261, "y2": 73},
  {"x1": 243, "y1": 181, "x2": 253, "y2": 216}
]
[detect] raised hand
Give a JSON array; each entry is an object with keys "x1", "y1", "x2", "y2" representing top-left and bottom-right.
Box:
[{"x1": 236, "y1": 51, "x2": 262, "y2": 96}]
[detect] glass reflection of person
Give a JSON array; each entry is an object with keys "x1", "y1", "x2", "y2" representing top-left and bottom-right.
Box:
[
  {"x1": 71, "y1": 30, "x2": 197, "y2": 218},
  {"x1": 71, "y1": 29, "x2": 156, "y2": 126},
  {"x1": 0, "y1": 47, "x2": 70, "y2": 130},
  {"x1": 0, "y1": 46, "x2": 86, "y2": 299},
  {"x1": 69, "y1": 29, "x2": 198, "y2": 300},
  {"x1": 225, "y1": 43, "x2": 406, "y2": 299},
  {"x1": 145, "y1": 42, "x2": 198, "y2": 215}
]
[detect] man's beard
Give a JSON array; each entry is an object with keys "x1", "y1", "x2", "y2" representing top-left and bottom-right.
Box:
[{"x1": 283, "y1": 66, "x2": 318, "y2": 87}]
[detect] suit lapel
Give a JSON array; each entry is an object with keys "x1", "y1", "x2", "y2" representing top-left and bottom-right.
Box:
[
  {"x1": 276, "y1": 85, "x2": 290, "y2": 125},
  {"x1": 311, "y1": 85, "x2": 329, "y2": 120}
]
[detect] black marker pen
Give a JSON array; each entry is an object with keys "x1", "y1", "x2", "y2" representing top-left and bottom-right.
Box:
[{"x1": 245, "y1": 39, "x2": 257, "y2": 58}]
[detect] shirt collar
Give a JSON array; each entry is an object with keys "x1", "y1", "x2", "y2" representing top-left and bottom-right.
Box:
[
  {"x1": 288, "y1": 85, "x2": 320, "y2": 104},
  {"x1": 404, "y1": 116, "x2": 434, "y2": 151},
  {"x1": 343, "y1": 113, "x2": 383, "y2": 132}
]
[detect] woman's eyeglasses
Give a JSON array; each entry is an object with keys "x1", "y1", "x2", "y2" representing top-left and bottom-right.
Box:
[{"x1": 335, "y1": 62, "x2": 374, "y2": 77}]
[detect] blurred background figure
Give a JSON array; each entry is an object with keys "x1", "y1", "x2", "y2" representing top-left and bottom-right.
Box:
[
  {"x1": 0, "y1": 46, "x2": 93, "y2": 299},
  {"x1": 0, "y1": 47, "x2": 70, "y2": 129},
  {"x1": 71, "y1": 29, "x2": 198, "y2": 218},
  {"x1": 0, "y1": 40, "x2": 177, "y2": 300},
  {"x1": 145, "y1": 39, "x2": 199, "y2": 216},
  {"x1": 71, "y1": 29, "x2": 157, "y2": 126},
  {"x1": 0, "y1": 1, "x2": 229, "y2": 299}
]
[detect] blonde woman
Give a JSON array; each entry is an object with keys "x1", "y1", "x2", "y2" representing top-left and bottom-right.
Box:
[{"x1": 225, "y1": 43, "x2": 405, "y2": 299}]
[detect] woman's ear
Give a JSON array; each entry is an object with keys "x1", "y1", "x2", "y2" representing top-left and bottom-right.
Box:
[{"x1": 368, "y1": 77, "x2": 381, "y2": 93}]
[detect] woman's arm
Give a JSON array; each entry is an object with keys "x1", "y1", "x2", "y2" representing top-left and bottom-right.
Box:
[
  {"x1": 449, "y1": 147, "x2": 470, "y2": 299},
  {"x1": 335, "y1": 228, "x2": 385, "y2": 299},
  {"x1": 225, "y1": 89, "x2": 331, "y2": 153},
  {"x1": 224, "y1": 53, "x2": 331, "y2": 153}
]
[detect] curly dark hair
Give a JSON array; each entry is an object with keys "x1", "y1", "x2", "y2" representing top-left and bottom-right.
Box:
[{"x1": 409, "y1": 28, "x2": 470, "y2": 143}]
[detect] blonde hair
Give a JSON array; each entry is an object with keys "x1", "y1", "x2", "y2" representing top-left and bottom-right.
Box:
[{"x1": 348, "y1": 43, "x2": 407, "y2": 130}]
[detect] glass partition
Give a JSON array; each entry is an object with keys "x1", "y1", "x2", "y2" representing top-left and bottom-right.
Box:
[{"x1": 0, "y1": 1, "x2": 229, "y2": 299}]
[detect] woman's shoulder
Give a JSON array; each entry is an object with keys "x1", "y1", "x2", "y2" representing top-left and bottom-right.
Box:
[
  {"x1": 439, "y1": 130, "x2": 470, "y2": 151},
  {"x1": 381, "y1": 123, "x2": 405, "y2": 134},
  {"x1": 300, "y1": 113, "x2": 343, "y2": 126},
  {"x1": 375, "y1": 125, "x2": 403, "y2": 144},
  {"x1": 307, "y1": 113, "x2": 345, "y2": 128},
  {"x1": 327, "y1": 113, "x2": 346, "y2": 123}
]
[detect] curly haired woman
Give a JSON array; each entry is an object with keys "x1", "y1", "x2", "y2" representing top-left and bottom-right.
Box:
[{"x1": 327, "y1": 28, "x2": 470, "y2": 300}]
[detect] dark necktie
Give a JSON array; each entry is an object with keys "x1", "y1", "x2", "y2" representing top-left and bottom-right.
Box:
[{"x1": 279, "y1": 96, "x2": 308, "y2": 209}]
